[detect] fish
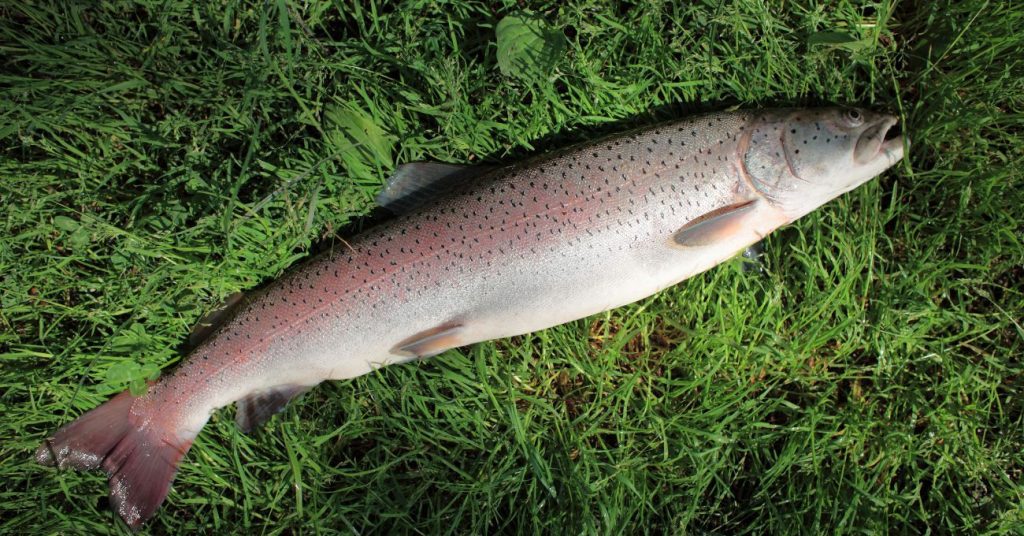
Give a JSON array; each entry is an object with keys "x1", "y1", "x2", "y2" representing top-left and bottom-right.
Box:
[{"x1": 35, "y1": 107, "x2": 906, "y2": 527}]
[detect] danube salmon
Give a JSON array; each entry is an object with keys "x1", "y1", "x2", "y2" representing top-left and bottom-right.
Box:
[{"x1": 36, "y1": 107, "x2": 906, "y2": 527}]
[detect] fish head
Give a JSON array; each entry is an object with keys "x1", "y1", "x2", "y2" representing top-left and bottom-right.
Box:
[{"x1": 741, "y1": 107, "x2": 907, "y2": 220}]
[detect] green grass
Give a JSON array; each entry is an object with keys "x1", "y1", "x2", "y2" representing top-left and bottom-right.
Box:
[{"x1": 2, "y1": 0, "x2": 1022, "y2": 533}]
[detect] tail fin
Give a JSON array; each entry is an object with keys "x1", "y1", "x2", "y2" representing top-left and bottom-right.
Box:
[{"x1": 36, "y1": 390, "x2": 195, "y2": 528}]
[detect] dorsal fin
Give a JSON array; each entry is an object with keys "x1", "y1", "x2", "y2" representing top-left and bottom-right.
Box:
[
  {"x1": 376, "y1": 162, "x2": 496, "y2": 214},
  {"x1": 672, "y1": 199, "x2": 760, "y2": 248},
  {"x1": 187, "y1": 292, "x2": 246, "y2": 350},
  {"x1": 235, "y1": 384, "x2": 314, "y2": 433}
]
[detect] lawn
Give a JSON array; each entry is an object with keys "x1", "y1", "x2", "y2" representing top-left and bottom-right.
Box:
[{"x1": 1, "y1": 0, "x2": 1022, "y2": 533}]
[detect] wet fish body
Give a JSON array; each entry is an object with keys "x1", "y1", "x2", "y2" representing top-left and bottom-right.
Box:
[{"x1": 36, "y1": 108, "x2": 906, "y2": 527}]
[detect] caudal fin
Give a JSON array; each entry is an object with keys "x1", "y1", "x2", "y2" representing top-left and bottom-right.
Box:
[{"x1": 36, "y1": 390, "x2": 195, "y2": 528}]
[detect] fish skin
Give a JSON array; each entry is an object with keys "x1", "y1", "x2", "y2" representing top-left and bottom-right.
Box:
[{"x1": 36, "y1": 107, "x2": 906, "y2": 527}]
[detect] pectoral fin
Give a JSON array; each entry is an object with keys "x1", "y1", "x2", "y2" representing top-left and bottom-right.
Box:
[
  {"x1": 390, "y1": 322, "x2": 465, "y2": 358},
  {"x1": 673, "y1": 199, "x2": 760, "y2": 247}
]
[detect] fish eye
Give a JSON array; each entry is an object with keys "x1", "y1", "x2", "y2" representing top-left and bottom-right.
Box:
[{"x1": 845, "y1": 109, "x2": 864, "y2": 127}]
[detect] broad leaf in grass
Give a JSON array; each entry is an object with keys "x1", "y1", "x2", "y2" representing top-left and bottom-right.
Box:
[
  {"x1": 496, "y1": 13, "x2": 566, "y2": 81},
  {"x1": 325, "y1": 101, "x2": 396, "y2": 179},
  {"x1": 106, "y1": 361, "x2": 161, "y2": 396},
  {"x1": 808, "y1": 30, "x2": 872, "y2": 52}
]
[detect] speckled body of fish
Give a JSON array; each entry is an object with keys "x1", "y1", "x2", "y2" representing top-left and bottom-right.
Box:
[{"x1": 36, "y1": 107, "x2": 906, "y2": 527}]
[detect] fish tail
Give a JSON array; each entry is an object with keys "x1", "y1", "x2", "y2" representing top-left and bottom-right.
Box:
[{"x1": 35, "y1": 389, "x2": 197, "y2": 528}]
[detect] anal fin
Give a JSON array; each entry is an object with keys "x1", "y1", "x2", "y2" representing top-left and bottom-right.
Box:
[{"x1": 236, "y1": 385, "x2": 314, "y2": 433}]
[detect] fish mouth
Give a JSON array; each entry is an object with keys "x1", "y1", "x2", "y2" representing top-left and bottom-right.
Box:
[
  {"x1": 856, "y1": 116, "x2": 907, "y2": 164},
  {"x1": 880, "y1": 118, "x2": 907, "y2": 163}
]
